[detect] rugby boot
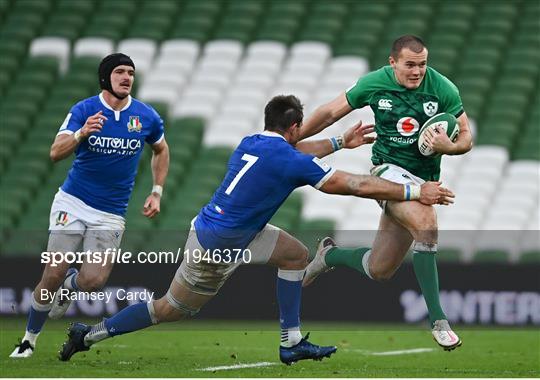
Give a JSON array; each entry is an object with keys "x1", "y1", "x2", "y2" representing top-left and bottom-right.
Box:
[
  {"x1": 432, "y1": 319, "x2": 462, "y2": 351},
  {"x1": 9, "y1": 340, "x2": 34, "y2": 358},
  {"x1": 279, "y1": 333, "x2": 337, "y2": 365},
  {"x1": 302, "y1": 237, "x2": 336, "y2": 287},
  {"x1": 59, "y1": 322, "x2": 91, "y2": 361}
]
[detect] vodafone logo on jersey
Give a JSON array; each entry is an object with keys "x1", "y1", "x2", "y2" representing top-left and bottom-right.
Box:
[{"x1": 396, "y1": 117, "x2": 419, "y2": 137}]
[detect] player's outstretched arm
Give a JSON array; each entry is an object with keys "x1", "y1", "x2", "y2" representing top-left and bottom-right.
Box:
[
  {"x1": 143, "y1": 138, "x2": 169, "y2": 218},
  {"x1": 50, "y1": 111, "x2": 106, "y2": 162},
  {"x1": 319, "y1": 170, "x2": 454, "y2": 205},
  {"x1": 296, "y1": 122, "x2": 375, "y2": 158},
  {"x1": 299, "y1": 93, "x2": 353, "y2": 140}
]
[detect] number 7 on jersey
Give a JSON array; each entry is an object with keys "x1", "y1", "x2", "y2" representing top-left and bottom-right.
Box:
[{"x1": 225, "y1": 154, "x2": 259, "y2": 195}]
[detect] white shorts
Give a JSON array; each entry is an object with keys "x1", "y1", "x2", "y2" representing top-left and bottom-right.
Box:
[
  {"x1": 49, "y1": 189, "x2": 125, "y2": 236},
  {"x1": 371, "y1": 164, "x2": 425, "y2": 209},
  {"x1": 176, "y1": 222, "x2": 280, "y2": 296},
  {"x1": 371, "y1": 163, "x2": 425, "y2": 185}
]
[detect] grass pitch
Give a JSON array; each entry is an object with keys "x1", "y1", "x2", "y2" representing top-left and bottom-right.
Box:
[{"x1": 1, "y1": 318, "x2": 539, "y2": 377}]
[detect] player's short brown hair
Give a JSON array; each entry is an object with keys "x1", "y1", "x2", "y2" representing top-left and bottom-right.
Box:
[{"x1": 390, "y1": 35, "x2": 426, "y2": 59}]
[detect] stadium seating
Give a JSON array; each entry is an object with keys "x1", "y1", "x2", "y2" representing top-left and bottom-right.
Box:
[
  {"x1": 74, "y1": 38, "x2": 114, "y2": 58},
  {"x1": 0, "y1": 0, "x2": 538, "y2": 263}
]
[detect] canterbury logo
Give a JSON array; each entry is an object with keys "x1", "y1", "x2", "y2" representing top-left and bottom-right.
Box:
[{"x1": 378, "y1": 99, "x2": 392, "y2": 110}]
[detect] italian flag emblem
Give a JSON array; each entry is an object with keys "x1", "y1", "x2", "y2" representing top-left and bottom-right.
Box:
[
  {"x1": 127, "y1": 116, "x2": 142, "y2": 132},
  {"x1": 55, "y1": 211, "x2": 68, "y2": 226}
]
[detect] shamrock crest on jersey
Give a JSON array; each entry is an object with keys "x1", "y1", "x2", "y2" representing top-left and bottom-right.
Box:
[{"x1": 423, "y1": 101, "x2": 438, "y2": 117}]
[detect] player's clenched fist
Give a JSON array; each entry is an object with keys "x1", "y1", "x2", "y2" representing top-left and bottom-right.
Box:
[
  {"x1": 79, "y1": 111, "x2": 107, "y2": 139},
  {"x1": 423, "y1": 127, "x2": 457, "y2": 155},
  {"x1": 142, "y1": 193, "x2": 161, "y2": 218},
  {"x1": 419, "y1": 181, "x2": 455, "y2": 205}
]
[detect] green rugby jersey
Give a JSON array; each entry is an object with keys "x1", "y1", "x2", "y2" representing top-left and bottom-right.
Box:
[{"x1": 346, "y1": 66, "x2": 463, "y2": 181}]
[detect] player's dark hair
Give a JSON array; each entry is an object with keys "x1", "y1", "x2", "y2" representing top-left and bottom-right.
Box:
[
  {"x1": 391, "y1": 35, "x2": 426, "y2": 59},
  {"x1": 264, "y1": 95, "x2": 304, "y2": 133}
]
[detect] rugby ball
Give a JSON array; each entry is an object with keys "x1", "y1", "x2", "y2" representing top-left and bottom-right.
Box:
[{"x1": 418, "y1": 113, "x2": 459, "y2": 157}]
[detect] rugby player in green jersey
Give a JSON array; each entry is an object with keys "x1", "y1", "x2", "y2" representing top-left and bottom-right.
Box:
[{"x1": 301, "y1": 35, "x2": 472, "y2": 350}]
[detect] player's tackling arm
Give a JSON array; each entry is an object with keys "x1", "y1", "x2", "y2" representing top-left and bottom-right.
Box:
[
  {"x1": 319, "y1": 170, "x2": 454, "y2": 205},
  {"x1": 299, "y1": 93, "x2": 353, "y2": 140},
  {"x1": 142, "y1": 138, "x2": 169, "y2": 218}
]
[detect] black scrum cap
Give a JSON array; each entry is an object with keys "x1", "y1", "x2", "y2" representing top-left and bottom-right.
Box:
[{"x1": 98, "y1": 53, "x2": 135, "y2": 98}]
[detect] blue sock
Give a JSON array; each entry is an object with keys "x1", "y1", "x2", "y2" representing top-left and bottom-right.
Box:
[
  {"x1": 104, "y1": 302, "x2": 154, "y2": 337},
  {"x1": 276, "y1": 269, "x2": 304, "y2": 329},
  {"x1": 26, "y1": 294, "x2": 52, "y2": 335}
]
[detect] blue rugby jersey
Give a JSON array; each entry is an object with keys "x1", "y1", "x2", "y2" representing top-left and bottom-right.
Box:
[
  {"x1": 194, "y1": 131, "x2": 335, "y2": 250},
  {"x1": 57, "y1": 94, "x2": 164, "y2": 216}
]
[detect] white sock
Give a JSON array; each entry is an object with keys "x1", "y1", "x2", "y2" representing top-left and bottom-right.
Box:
[
  {"x1": 84, "y1": 321, "x2": 110, "y2": 347},
  {"x1": 361, "y1": 249, "x2": 373, "y2": 279},
  {"x1": 23, "y1": 331, "x2": 39, "y2": 347},
  {"x1": 63, "y1": 272, "x2": 79, "y2": 291},
  {"x1": 280, "y1": 326, "x2": 302, "y2": 348}
]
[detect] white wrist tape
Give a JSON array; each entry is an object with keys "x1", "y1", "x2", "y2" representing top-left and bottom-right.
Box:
[
  {"x1": 74, "y1": 129, "x2": 82, "y2": 143},
  {"x1": 410, "y1": 184, "x2": 421, "y2": 200},
  {"x1": 329, "y1": 135, "x2": 345, "y2": 151},
  {"x1": 152, "y1": 185, "x2": 163, "y2": 197}
]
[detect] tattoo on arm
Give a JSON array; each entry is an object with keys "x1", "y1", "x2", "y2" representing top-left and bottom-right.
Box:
[
  {"x1": 346, "y1": 175, "x2": 370, "y2": 195},
  {"x1": 345, "y1": 174, "x2": 404, "y2": 200}
]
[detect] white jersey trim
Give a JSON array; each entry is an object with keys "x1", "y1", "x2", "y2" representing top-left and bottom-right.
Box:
[
  {"x1": 314, "y1": 167, "x2": 337, "y2": 189},
  {"x1": 99, "y1": 93, "x2": 132, "y2": 121},
  {"x1": 260, "y1": 131, "x2": 286, "y2": 141},
  {"x1": 152, "y1": 133, "x2": 165, "y2": 145},
  {"x1": 58, "y1": 113, "x2": 72, "y2": 131},
  {"x1": 57, "y1": 130, "x2": 74, "y2": 136}
]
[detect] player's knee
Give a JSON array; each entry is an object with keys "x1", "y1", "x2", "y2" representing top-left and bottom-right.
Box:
[
  {"x1": 161, "y1": 288, "x2": 201, "y2": 321},
  {"x1": 297, "y1": 243, "x2": 309, "y2": 266},
  {"x1": 370, "y1": 266, "x2": 396, "y2": 282},
  {"x1": 76, "y1": 272, "x2": 108, "y2": 292},
  {"x1": 409, "y1": 211, "x2": 438, "y2": 242},
  {"x1": 42, "y1": 271, "x2": 67, "y2": 290},
  {"x1": 153, "y1": 298, "x2": 185, "y2": 323},
  {"x1": 411, "y1": 216, "x2": 437, "y2": 231},
  {"x1": 40, "y1": 265, "x2": 70, "y2": 291}
]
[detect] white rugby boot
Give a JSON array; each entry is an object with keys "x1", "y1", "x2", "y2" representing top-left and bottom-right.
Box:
[
  {"x1": 48, "y1": 267, "x2": 78, "y2": 320},
  {"x1": 302, "y1": 237, "x2": 336, "y2": 287},
  {"x1": 9, "y1": 340, "x2": 34, "y2": 358},
  {"x1": 432, "y1": 319, "x2": 462, "y2": 351}
]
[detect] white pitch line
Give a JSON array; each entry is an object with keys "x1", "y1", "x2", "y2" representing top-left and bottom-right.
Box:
[
  {"x1": 370, "y1": 348, "x2": 434, "y2": 356},
  {"x1": 197, "y1": 361, "x2": 278, "y2": 372}
]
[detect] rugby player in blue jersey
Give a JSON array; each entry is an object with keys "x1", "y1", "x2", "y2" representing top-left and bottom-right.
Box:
[
  {"x1": 58, "y1": 95, "x2": 452, "y2": 364},
  {"x1": 10, "y1": 54, "x2": 170, "y2": 358}
]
